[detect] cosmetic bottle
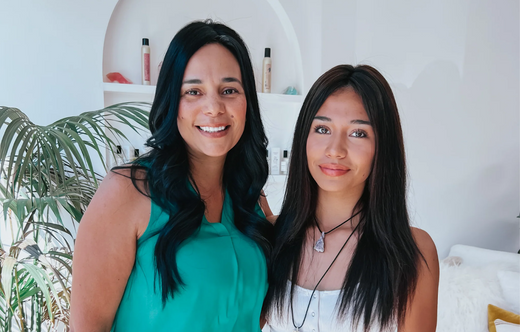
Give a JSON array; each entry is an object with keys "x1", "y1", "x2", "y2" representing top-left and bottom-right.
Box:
[
  {"x1": 280, "y1": 150, "x2": 289, "y2": 175},
  {"x1": 141, "y1": 38, "x2": 151, "y2": 85},
  {"x1": 115, "y1": 145, "x2": 124, "y2": 166},
  {"x1": 131, "y1": 148, "x2": 140, "y2": 162},
  {"x1": 262, "y1": 48, "x2": 271, "y2": 93},
  {"x1": 270, "y1": 147, "x2": 280, "y2": 175}
]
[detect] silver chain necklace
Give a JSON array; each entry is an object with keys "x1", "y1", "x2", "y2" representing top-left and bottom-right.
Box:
[
  {"x1": 313, "y1": 210, "x2": 362, "y2": 253},
  {"x1": 291, "y1": 220, "x2": 361, "y2": 331}
]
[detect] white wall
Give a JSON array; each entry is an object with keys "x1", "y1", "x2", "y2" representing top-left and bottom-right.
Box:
[
  {"x1": 280, "y1": 0, "x2": 519, "y2": 257},
  {"x1": 0, "y1": 1, "x2": 118, "y2": 124},
  {"x1": 312, "y1": 0, "x2": 519, "y2": 258},
  {"x1": 0, "y1": 0, "x2": 518, "y2": 258}
]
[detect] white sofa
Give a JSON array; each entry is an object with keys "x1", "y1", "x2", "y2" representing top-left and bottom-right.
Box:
[{"x1": 437, "y1": 244, "x2": 520, "y2": 332}]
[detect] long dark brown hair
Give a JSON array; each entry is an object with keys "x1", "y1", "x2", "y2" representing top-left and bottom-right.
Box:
[
  {"x1": 264, "y1": 65, "x2": 422, "y2": 331},
  {"x1": 114, "y1": 20, "x2": 272, "y2": 305}
]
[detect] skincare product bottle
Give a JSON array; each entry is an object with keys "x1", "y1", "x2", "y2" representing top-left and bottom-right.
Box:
[
  {"x1": 141, "y1": 38, "x2": 151, "y2": 85},
  {"x1": 262, "y1": 48, "x2": 271, "y2": 93},
  {"x1": 270, "y1": 147, "x2": 280, "y2": 175},
  {"x1": 131, "y1": 148, "x2": 140, "y2": 162},
  {"x1": 115, "y1": 145, "x2": 124, "y2": 166},
  {"x1": 280, "y1": 150, "x2": 289, "y2": 175}
]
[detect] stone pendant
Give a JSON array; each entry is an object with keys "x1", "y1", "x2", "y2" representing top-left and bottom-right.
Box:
[{"x1": 314, "y1": 231, "x2": 325, "y2": 252}]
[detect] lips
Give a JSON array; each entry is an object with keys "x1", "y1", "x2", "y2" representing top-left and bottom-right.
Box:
[
  {"x1": 319, "y1": 164, "x2": 350, "y2": 176},
  {"x1": 196, "y1": 124, "x2": 230, "y2": 138}
]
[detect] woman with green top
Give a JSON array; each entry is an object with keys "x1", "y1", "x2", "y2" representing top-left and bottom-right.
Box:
[{"x1": 70, "y1": 20, "x2": 273, "y2": 331}]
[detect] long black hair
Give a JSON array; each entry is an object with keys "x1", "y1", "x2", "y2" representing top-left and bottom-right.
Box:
[
  {"x1": 264, "y1": 65, "x2": 422, "y2": 331},
  {"x1": 114, "y1": 20, "x2": 272, "y2": 304}
]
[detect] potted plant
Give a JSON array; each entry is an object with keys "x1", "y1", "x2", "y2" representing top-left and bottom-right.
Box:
[{"x1": 0, "y1": 103, "x2": 149, "y2": 331}]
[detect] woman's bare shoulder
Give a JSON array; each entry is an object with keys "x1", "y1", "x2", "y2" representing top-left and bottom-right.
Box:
[
  {"x1": 70, "y1": 167, "x2": 150, "y2": 330},
  {"x1": 401, "y1": 228, "x2": 439, "y2": 331},
  {"x1": 410, "y1": 227, "x2": 438, "y2": 262},
  {"x1": 89, "y1": 167, "x2": 151, "y2": 236},
  {"x1": 105, "y1": 167, "x2": 148, "y2": 195}
]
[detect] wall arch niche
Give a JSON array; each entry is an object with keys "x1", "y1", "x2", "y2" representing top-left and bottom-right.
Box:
[{"x1": 102, "y1": 0, "x2": 304, "y2": 94}]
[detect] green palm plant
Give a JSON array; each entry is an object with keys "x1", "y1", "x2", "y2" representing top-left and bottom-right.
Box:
[{"x1": 0, "y1": 103, "x2": 150, "y2": 331}]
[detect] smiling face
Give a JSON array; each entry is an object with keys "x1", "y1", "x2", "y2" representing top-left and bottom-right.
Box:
[
  {"x1": 177, "y1": 43, "x2": 247, "y2": 161},
  {"x1": 306, "y1": 88, "x2": 376, "y2": 198}
]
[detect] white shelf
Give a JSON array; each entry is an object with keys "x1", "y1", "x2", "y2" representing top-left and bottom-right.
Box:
[
  {"x1": 257, "y1": 92, "x2": 304, "y2": 104},
  {"x1": 103, "y1": 82, "x2": 304, "y2": 103},
  {"x1": 103, "y1": 82, "x2": 156, "y2": 94}
]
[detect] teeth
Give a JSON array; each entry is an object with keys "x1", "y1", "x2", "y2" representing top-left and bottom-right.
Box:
[{"x1": 199, "y1": 126, "x2": 226, "y2": 133}]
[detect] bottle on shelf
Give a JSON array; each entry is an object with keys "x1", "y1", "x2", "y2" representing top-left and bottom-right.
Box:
[
  {"x1": 114, "y1": 145, "x2": 124, "y2": 166},
  {"x1": 280, "y1": 150, "x2": 289, "y2": 175},
  {"x1": 270, "y1": 147, "x2": 280, "y2": 175},
  {"x1": 141, "y1": 38, "x2": 151, "y2": 85},
  {"x1": 131, "y1": 148, "x2": 140, "y2": 162},
  {"x1": 262, "y1": 48, "x2": 271, "y2": 93}
]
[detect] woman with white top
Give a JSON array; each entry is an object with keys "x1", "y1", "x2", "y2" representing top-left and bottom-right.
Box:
[{"x1": 263, "y1": 65, "x2": 439, "y2": 332}]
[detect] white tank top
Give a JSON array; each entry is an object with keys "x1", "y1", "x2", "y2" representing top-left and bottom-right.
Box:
[{"x1": 263, "y1": 281, "x2": 396, "y2": 332}]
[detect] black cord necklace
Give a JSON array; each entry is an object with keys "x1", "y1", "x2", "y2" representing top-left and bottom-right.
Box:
[
  {"x1": 291, "y1": 219, "x2": 361, "y2": 332},
  {"x1": 313, "y1": 210, "x2": 362, "y2": 253}
]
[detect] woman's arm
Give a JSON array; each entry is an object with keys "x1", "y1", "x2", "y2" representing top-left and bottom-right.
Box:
[
  {"x1": 259, "y1": 191, "x2": 277, "y2": 225},
  {"x1": 400, "y1": 228, "x2": 440, "y2": 332},
  {"x1": 70, "y1": 170, "x2": 150, "y2": 332}
]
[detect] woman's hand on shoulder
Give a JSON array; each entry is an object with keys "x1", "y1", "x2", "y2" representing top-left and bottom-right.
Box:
[
  {"x1": 401, "y1": 227, "x2": 439, "y2": 332},
  {"x1": 70, "y1": 169, "x2": 150, "y2": 332}
]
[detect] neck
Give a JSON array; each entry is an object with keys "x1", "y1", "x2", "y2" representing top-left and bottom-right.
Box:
[
  {"x1": 315, "y1": 186, "x2": 365, "y2": 231},
  {"x1": 189, "y1": 154, "x2": 226, "y2": 198}
]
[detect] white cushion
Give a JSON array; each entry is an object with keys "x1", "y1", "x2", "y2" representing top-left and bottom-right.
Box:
[
  {"x1": 495, "y1": 319, "x2": 520, "y2": 332},
  {"x1": 497, "y1": 270, "x2": 520, "y2": 314},
  {"x1": 448, "y1": 245, "x2": 520, "y2": 271},
  {"x1": 437, "y1": 258, "x2": 508, "y2": 332}
]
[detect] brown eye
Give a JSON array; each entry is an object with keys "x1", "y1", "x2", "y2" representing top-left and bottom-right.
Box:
[
  {"x1": 351, "y1": 130, "x2": 367, "y2": 138},
  {"x1": 314, "y1": 126, "x2": 330, "y2": 134},
  {"x1": 223, "y1": 88, "x2": 238, "y2": 95}
]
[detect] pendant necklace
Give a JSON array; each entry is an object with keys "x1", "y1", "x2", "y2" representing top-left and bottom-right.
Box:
[
  {"x1": 313, "y1": 210, "x2": 362, "y2": 253},
  {"x1": 291, "y1": 220, "x2": 361, "y2": 331}
]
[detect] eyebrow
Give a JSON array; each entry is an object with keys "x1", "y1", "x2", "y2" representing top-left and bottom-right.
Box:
[
  {"x1": 222, "y1": 77, "x2": 242, "y2": 85},
  {"x1": 182, "y1": 79, "x2": 202, "y2": 84},
  {"x1": 351, "y1": 119, "x2": 371, "y2": 125},
  {"x1": 314, "y1": 116, "x2": 332, "y2": 122},
  {"x1": 313, "y1": 116, "x2": 371, "y2": 125},
  {"x1": 182, "y1": 77, "x2": 243, "y2": 86}
]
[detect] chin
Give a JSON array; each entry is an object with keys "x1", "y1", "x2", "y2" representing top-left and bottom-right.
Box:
[
  {"x1": 313, "y1": 176, "x2": 360, "y2": 194},
  {"x1": 200, "y1": 145, "x2": 235, "y2": 158},
  {"x1": 317, "y1": 184, "x2": 349, "y2": 194},
  {"x1": 313, "y1": 178, "x2": 342, "y2": 191},
  {"x1": 202, "y1": 151, "x2": 230, "y2": 158}
]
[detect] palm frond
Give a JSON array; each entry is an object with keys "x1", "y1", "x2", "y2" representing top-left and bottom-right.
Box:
[{"x1": 0, "y1": 102, "x2": 150, "y2": 328}]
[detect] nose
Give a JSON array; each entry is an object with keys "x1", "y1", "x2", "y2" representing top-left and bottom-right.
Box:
[
  {"x1": 202, "y1": 94, "x2": 225, "y2": 117},
  {"x1": 325, "y1": 133, "x2": 347, "y2": 159}
]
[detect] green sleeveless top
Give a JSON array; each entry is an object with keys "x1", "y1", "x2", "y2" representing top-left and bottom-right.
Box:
[{"x1": 111, "y1": 190, "x2": 268, "y2": 331}]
